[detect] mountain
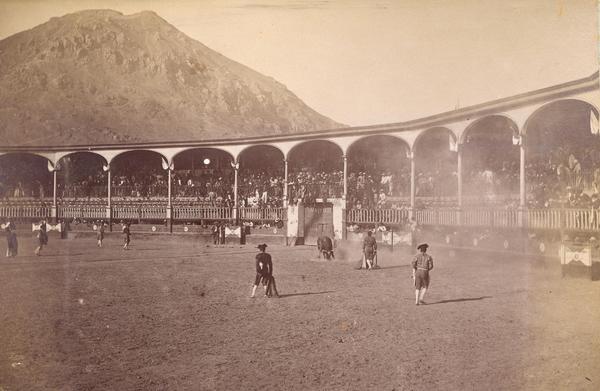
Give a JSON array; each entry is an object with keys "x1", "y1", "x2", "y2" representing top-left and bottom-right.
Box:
[{"x1": 0, "y1": 9, "x2": 345, "y2": 147}]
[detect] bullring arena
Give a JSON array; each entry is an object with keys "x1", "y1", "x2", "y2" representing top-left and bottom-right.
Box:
[
  {"x1": 1, "y1": 69, "x2": 600, "y2": 390},
  {"x1": 1, "y1": 1, "x2": 600, "y2": 387}
]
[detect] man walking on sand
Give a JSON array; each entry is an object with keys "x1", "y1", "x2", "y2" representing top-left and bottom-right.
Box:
[
  {"x1": 123, "y1": 222, "x2": 131, "y2": 250},
  {"x1": 34, "y1": 220, "x2": 48, "y2": 256},
  {"x1": 412, "y1": 243, "x2": 433, "y2": 305},
  {"x1": 362, "y1": 230, "x2": 377, "y2": 270},
  {"x1": 251, "y1": 243, "x2": 278, "y2": 298}
]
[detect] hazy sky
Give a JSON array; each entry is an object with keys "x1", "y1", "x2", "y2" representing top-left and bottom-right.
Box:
[{"x1": 0, "y1": 0, "x2": 597, "y2": 126}]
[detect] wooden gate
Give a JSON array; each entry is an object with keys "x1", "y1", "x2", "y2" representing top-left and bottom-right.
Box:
[{"x1": 303, "y1": 203, "x2": 333, "y2": 245}]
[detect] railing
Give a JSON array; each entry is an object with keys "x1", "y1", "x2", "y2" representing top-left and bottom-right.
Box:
[
  {"x1": 112, "y1": 204, "x2": 167, "y2": 221},
  {"x1": 0, "y1": 204, "x2": 51, "y2": 219},
  {"x1": 462, "y1": 209, "x2": 493, "y2": 227},
  {"x1": 346, "y1": 209, "x2": 409, "y2": 224},
  {"x1": 526, "y1": 209, "x2": 562, "y2": 231},
  {"x1": 438, "y1": 209, "x2": 459, "y2": 226},
  {"x1": 172, "y1": 206, "x2": 231, "y2": 221},
  {"x1": 351, "y1": 207, "x2": 520, "y2": 230},
  {"x1": 491, "y1": 209, "x2": 520, "y2": 228},
  {"x1": 414, "y1": 209, "x2": 437, "y2": 226},
  {"x1": 3, "y1": 200, "x2": 600, "y2": 234},
  {"x1": 562, "y1": 208, "x2": 600, "y2": 232},
  {"x1": 239, "y1": 207, "x2": 286, "y2": 222},
  {"x1": 58, "y1": 204, "x2": 106, "y2": 220}
]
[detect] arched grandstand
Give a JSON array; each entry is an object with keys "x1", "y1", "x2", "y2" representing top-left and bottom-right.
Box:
[{"x1": 1, "y1": 72, "x2": 599, "y2": 248}]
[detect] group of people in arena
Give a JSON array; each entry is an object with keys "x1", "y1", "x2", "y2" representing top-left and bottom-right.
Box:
[
  {"x1": 3, "y1": 219, "x2": 49, "y2": 257},
  {"x1": 251, "y1": 231, "x2": 434, "y2": 307}
]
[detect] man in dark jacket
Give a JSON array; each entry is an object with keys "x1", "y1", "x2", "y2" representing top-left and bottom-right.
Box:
[
  {"x1": 412, "y1": 243, "x2": 434, "y2": 305},
  {"x1": 251, "y1": 243, "x2": 278, "y2": 298},
  {"x1": 5, "y1": 226, "x2": 18, "y2": 257},
  {"x1": 363, "y1": 230, "x2": 377, "y2": 269}
]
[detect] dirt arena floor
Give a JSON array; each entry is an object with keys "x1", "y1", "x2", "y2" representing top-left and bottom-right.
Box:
[{"x1": 1, "y1": 234, "x2": 599, "y2": 391}]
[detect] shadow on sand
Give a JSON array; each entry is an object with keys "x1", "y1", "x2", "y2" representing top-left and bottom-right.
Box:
[
  {"x1": 427, "y1": 296, "x2": 492, "y2": 305},
  {"x1": 278, "y1": 291, "x2": 335, "y2": 298},
  {"x1": 376, "y1": 264, "x2": 412, "y2": 270}
]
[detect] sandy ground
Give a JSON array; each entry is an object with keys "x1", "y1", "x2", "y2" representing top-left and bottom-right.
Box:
[{"x1": 0, "y1": 234, "x2": 599, "y2": 391}]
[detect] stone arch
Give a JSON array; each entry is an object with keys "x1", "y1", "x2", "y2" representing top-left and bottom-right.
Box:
[
  {"x1": 110, "y1": 150, "x2": 170, "y2": 198},
  {"x1": 413, "y1": 127, "x2": 459, "y2": 199},
  {"x1": 287, "y1": 139, "x2": 344, "y2": 202},
  {"x1": 237, "y1": 144, "x2": 285, "y2": 162},
  {"x1": 0, "y1": 152, "x2": 54, "y2": 199},
  {"x1": 237, "y1": 144, "x2": 286, "y2": 207},
  {"x1": 171, "y1": 146, "x2": 235, "y2": 164},
  {"x1": 522, "y1": 99, "x2": 600, "y2": 203},
  {"x1": 287, "y1": 139, "x2": 344, "y2": 168},
  {"x1": 55, "y1": 151, "x2": 108, "y2": 199},
  {"x1": 523, "y1": 98, "x2": 599, "y2": 136},
  {"x1": 460, "y1": 114, "x2": 519, "y2": 145},
  {"x1": 345, "y1": 134, "x2": 410, "y2": 156},
  {"x1": 346, "y1": 134, "x2": 411, "y2": 206},
  {"x1": 460, "y1": 115, "x2": 520, "y2": 205},
  {"x1": 171, "y1": 147, "x2": 236, "y2": 201},
  {"x1": 108, "y1": 149, "x2": 169, "y2": 166}
]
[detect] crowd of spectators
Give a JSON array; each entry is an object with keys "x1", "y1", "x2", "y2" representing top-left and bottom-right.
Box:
[
  {"x1": 0, "y1": 163, "x2": 51, "y2": 199},
  {"x1": 6, "y1": 145, "x2": 600, "y2": 211}
]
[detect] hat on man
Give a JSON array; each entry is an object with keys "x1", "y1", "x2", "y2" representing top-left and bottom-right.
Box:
[
  {"x1": 417, "y1": 243, "x2": 429, "y2": 251},
  {"x1": 257, "y1": 243, "x2": 268, "y2": 250}
]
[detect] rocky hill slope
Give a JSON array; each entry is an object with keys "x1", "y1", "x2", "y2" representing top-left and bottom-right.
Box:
[{"x1": 0, "y1": 9, "x2": 344, "y2": 147}]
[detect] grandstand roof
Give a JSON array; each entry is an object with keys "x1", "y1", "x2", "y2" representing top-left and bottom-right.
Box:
[{"x1": 1, "y1": 71, "x2": 598, "y2": 153}]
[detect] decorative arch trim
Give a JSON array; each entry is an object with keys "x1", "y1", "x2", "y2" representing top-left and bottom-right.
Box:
[
  {"x1": 237, "y1": 144, "x2": 285, "y2": 161},
  {"x1": 413, "y1": 127, "x2": 459, "y2": 153},
  {"x1": 286, "y1": 139, "x2": 344, "y2": 160},
  {"x1": 460, "y1": 114, "x2": 520, "y2": 145},
  {"x1": 55, "y1": 150, "x2": 108, "y2": 167},
  {"x1": 522, "y1": 98, "x2": 600, "y2": 136}
]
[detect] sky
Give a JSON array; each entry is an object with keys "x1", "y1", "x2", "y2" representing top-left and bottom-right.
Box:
[{"x1": 0, "y1": 0, "x2": 597, "y2": 127}]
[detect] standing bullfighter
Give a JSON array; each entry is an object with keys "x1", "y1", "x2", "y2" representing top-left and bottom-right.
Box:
[
  {"x1": 362, "y1": 230, "x2": 377, "y2": 269},
  {"x1": 251, "y1": 244, "x2": 279, "y2": 298},
  {"x1": 412, "y1": 243, "x2": 434, "y2": 305}
]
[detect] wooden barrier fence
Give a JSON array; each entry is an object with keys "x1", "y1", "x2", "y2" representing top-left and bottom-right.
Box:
[
  {"x1": 172, "y1": 206, "x2": 231, "y2": 221},
  {"x1": 58, "y1": 204, "x2": 106, "y2": 220},
  {"x1": 346, "y1": 209, "x2": 409, "y2": 224},
  {"x1": 347, "y1": 207, "x2": 600, "y2": 232},
  {"x1": 0, "y1": 204, "x2": 51, "y2": 220},
  {"x1": 3, "y1": 201, "x2": 600, "y2": 233},
  {"x1": 239, "y1": 207, "x2": 286, "y2": 222}
]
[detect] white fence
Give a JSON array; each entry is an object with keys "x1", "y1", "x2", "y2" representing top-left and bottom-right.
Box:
[
  {"x1": 239, "y1": 207, "x2": 286, "y2": 222},
  {"x1": 3, "y1": 201, "x2": 600, "y2": 233},
  {"x1": 172, "y1": 206, "x2": 231, "y2": 221}
]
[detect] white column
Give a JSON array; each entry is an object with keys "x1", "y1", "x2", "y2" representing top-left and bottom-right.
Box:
[
  {"x1": 410, "y1": 151, "x2": 415, "y2": 209},
  {"x1": 53, "y1": 170, "x2": 57, "y2": 207},
  {"x1": 457, "y1": 145, "x2": 463, "y2": 208},
  {"x1": 167, "y1": 167, "x2": 172, "y2": 208},
  {"x1": 283, "y1": 159, "x2": 288, "y2": 207},
  {"x1": 519, "y1": 137, "x2": 526, "y2": 208},
  {"x1": 107, "y1": 169, "x2": 111, "y2": 207},
  {"x1": 343, "y1": 155, "x2": 348, "y2": 200},
  {"x1": 342, "y1": 155, "x2": 348, "y2": 202},
  {"x1": 233, "y1": 162, "x2": 239, "y2": 209}
]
